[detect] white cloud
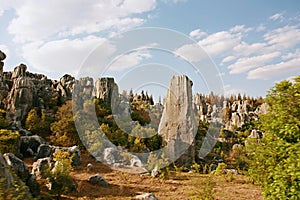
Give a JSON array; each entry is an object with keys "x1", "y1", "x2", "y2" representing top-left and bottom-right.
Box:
[
  {"x1": 7, "y1": 0, "x2": 156, "y2": 43},
  {"x1": 256, "y1": 24, "x2": 266, "y2": 32},
  {"x1": 227, "y1": 52, "x2": 281, "y2": 74},
  {"x1": 198, "y1": 31, "x2": 242, "y2": 57},
  {"x1": 21, "y1": 36, "x2": 109, "y2": 75},
  {"x1": 264, "y1": 25, "x2": 300, "y2": 49},
  {"x1": 221, "y1": 56, "x2": 236, "y2": 63},
  {"x1": 174, "y1": 44, "x2": 207, "y2": 62},
  {"x1": 189, "y1": 29, "x2": 207, "y2": 39},
  {"x1": 281, "y1": 49, "x2": 300, "y2": 60},
  {"x1": 223, "y1": 85, "x2": 245, "y2": 97},
  {"x1": 229, "y1": 25, "x2": 252, "y2": 34},
  {"x1": 248, "y1": 57, "x2": 300, "y2": 80},
  {"x1": 109, "y1": 50, "x2": 152, "y2": 71},
  {"x1": 233, "y1": 42, "x2": 267, "y2": 56},
  {"x1": 269, "y1": 12, "x2": 285, "y2": 21}
]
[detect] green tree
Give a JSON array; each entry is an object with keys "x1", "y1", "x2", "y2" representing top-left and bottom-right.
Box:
[
  {"x1": 0, "y1": 110, "x2": 9, "y2": 129},
  {"x1": 0, "y1": 130, "x2": 20, "y2": 154},
  {"x1": 45, "y1": 150, "x2": 74, "y2": 198},
  {"x1": 247, "y1": 76, "x2": 300, "y2": 199},
  {"x1": 25, "y1": 108, "x2": 39, "y2": 134},
  {"x1": 50, "y1": 100, "x2": 80, "y2": 147}
]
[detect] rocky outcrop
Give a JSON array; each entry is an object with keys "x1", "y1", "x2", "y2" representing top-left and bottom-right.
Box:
[
  {"x1": 3, "y1": 153, "x2": 30, "y2": 182},
  {"x1": 158, "y1": 75, "x2": 197, "y2": 167},
  {"x1": 35, "y1": 144, "x2": 81, "y2": 166},
  {"x1": 0, "y1": 153, "x2": 13, "y2": 189},
  {"x1": 20, "y1": 135, "x2": 46, "y2": 158},
  {"x1": 0, "y1": 50, "x2": 6, "y2": 74},
  {"x1": 93, "y1": 77, "x2": 119, "y2": 105}
]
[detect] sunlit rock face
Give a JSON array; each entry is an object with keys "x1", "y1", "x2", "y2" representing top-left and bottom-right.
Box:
[{"x1": 158, "y1": 75, "x2": 197, "y2": 167}]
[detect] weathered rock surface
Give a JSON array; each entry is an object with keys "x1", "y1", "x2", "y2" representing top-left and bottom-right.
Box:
[
  {"x1": 3, "y1": 153, "x2": 30, "y2": 182},
  {"x1": 93, "y1": 77, "x2": 119, "y2": 105},
  {"x1": 20, "y1": 135, "x2": 46, "y2": 158},
  {"x1": 158, "y1": 75, "x2": 197, "y2": 167},
  {"x1": 135, "y1": 193, "x2": 158, "y2": 200},
  {"x1": 32, "y1": 157, "x2": 51, "y2": 179},
  {"x1": 35, "y1": 144, "x2": 81, "y2": 166},
  {"x1": 89, "y1": 174, "x2": 108, "y2": 186},
  {"x1": 0, "y1": 153, "x2": 13, "y2": 189}
]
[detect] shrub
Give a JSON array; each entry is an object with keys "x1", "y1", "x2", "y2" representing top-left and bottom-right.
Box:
[
  {"x1": 45, "y1": 150, "x2": 74, "y2": 197},
  {"x1": 0, "y1": 130, "x2": 20, "y2": 154}
]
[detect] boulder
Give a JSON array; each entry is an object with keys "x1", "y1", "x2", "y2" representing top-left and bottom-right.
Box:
[
  {"x1": 32, "y1": 157, "x2": 51, "y2": 179},
  {"x1": 35, "y1": 144, "x2": 55, "y2": 160},
  {"x1": 0, "y1": 50, "x2": 6, "y2": 61},
  {"x1": 135, "y1": 193, "x2": 158, "y2": 200},
  {"x1": 20, "y1": 135, "x2": 46, "y2": 158},
  {"x1": 65, "y1": 146, "x2": 82, "y2": 166},
  {"x1": 3, "y1": 153, "x2": 30, "y2": 182},
  {"x1": 158, "y1": 75, "x2": 197, "y2": 167},
  {"x1": 0, "y1": 153, "x2": 13, "y2": 189},
  {"x1": 89, "y1": 174, "x2": 108, "y2": 186}
]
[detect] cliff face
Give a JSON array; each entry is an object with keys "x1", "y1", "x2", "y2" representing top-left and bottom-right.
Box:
[{"x1": 158, "y1": 75, "x2": 197, "y2": 167}]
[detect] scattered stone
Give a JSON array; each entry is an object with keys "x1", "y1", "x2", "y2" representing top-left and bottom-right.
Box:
[
  {"x1": 151, "y1": 167, "x2": 160, "y2": 178},
  {"x1": 224, "y1": 169, "x2": 238, "y2": 175},
  {"x1": 135, "y1": 193, "x2": 158, "y2": 200},
  {"x1": 130, "y1": 155, "x2": 143, "y2": 167},
  {"x1": 89, "y1": 174, "x2": 108, "y2": 187},
  {"x1": 87, "y1": 163, "x2": 93, "y2": 172}
]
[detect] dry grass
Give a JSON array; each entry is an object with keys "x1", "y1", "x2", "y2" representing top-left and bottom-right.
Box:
[{"x1": 25, "y1": 151, "x2": 263, "y2": 200}]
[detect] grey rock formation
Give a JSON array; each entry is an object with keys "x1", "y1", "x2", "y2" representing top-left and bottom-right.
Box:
[
  {"x1": 32, "y1": 157, "x2": 51, "y2": 179},
  {"x1": 20, "y1": 135, "x2": 46, "y2": 158},
  {"x1": 158, "y1": 75, "x2": 197, "y2": 167},
  {"x1": 93, "y1": 77, "x2": 119, "y2": 105},
  {"x1": 135, "y1": 193, "x2": 158, "y2": 200},
  {"x1": 0, "y1": 50, "x2": 6, "y2": 74},
  {"x1": 35, "y1": 144, "x2": 81, "y2": 166},
  {"x1": 89, "y1": 174, "x2": 108, "y2": 186},
  {"x1": 3, "y1": 153, "x2": 30, "y2": 182},
  {"x1": 0, "y1": 153, "x2": 13, "y2": 189}
]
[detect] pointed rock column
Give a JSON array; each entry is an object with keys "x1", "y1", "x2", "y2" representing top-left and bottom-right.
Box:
[{"x1": 158, "y1": 75, "x2": 197, "y2": 167}]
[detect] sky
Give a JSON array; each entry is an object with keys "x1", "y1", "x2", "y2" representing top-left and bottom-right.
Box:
[{"x1": 0, "y1": 0, "x2": 300, "y2": 99}]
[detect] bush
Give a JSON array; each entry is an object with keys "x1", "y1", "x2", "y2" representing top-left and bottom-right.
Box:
[
  {"x1": 45, "y1": 150, "x2": 74, "y2": 197},
  {"x1": 247, "y1": 76, "x2": 300, "y2": 199},
  {"x1": 0, "y1": 130, "x2": 20, "y2": 154}
]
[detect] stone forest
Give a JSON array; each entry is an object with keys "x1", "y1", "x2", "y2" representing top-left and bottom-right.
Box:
[{"x1": 0, "y1": 49, "x2": 299, "y2": 200}]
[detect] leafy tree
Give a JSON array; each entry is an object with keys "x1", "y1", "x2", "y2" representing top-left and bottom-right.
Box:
[
  {"x1": 247, "y1": 76, "x2": 300, "y2": 199},
  {"x1": 50, "y1": 100, "x2": 80, "y2": 147},
  {"x1": 25, "y1": 108, "x2": 39, "y2": 134}
]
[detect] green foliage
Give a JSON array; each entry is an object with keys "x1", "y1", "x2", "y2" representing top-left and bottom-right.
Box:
[
  {"x1": 190, "y1": 162, "x2": 201, "y2": 173},
  {"x1": 215, "y1": 163, "x2": 226, "y2": 175},
  {"x1": 50, "y1": 100, "x2": 80, "y2": 147},
  {"x1": 247, "y1": 76, "x2": 300, "y2": 199},
  {"x1": 0, "y1": 130, "x2": 20, "y2": 154},
  {"x1": 45, "y1": 150, "x2": 74, "y2": 197},
  {"x1": 0, "y1": 167, "x2": 32, "y2": 200}
]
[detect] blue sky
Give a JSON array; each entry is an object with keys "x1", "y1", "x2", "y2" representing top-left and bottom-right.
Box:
[{"x1": 0, "y1": 0, "x2": 300, "y2": 99}]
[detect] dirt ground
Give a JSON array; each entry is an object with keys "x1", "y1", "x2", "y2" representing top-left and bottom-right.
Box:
[{"x1": 25, "y1": 151, "x2": 263, "y2": 200}]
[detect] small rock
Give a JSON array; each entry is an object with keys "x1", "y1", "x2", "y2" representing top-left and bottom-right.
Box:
[
  {"x1": 26, "y1": 174, "x2": 40, "y2": 197},
  {"x1": 87, "y1": 163, "x2": 93, "y2": 172},
  {"x1": 135, "y1": 193, "x2": 158, "y2": 200},
  {"x1": 151, "y1": 167, "x2": 160, "y2": 178},
  {"x1": 89, "y1": 174, "x2": 108, "y2": 187}
]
